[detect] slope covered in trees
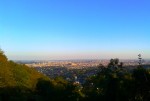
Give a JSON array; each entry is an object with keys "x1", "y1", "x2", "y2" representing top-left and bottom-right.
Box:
[
  {"x1": 0, "y1": 49, "x2": 52, "y2": 100},
  {"x1": 0, "y1": 49, "x2": 50, "y2": 88}
]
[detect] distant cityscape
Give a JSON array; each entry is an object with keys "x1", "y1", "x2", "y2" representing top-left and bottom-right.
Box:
[
  {"x1": 17, "y1": 59, "x2": 150, "y2": 68},
  {"x1": 15, "y1": 59, "x2": 150, "y2": 84}
]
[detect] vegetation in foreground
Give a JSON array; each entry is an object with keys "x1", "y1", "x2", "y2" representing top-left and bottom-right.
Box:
[{"x1": 0, "y1": 50, "x2": 150, "y2": 101}]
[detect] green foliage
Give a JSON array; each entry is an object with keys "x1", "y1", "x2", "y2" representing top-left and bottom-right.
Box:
[
  {"x1": 0, "y1": 50, "x2": 50, "y2": 100},
  {"x1": 83, "y1": 59, "x2": 150, "y2": 101},
  {"x1": 0, "y1": 49, "x2": 7, "y2": 62}
]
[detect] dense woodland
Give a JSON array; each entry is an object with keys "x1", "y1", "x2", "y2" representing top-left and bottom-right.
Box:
[{"x1": 0, "y1": 49, "x2": 150, "y2": 101}]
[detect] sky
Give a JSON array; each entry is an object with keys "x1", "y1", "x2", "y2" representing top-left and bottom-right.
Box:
[{"x1": 0, "y1": 0, "x2": 150, "y2": 60}]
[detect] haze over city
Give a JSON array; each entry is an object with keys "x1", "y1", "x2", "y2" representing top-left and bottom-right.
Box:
[{"x1": 0, "y1": 0, "x2": 150, "y2": 60}]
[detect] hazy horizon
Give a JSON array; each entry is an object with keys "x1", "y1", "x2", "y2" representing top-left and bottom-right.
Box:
[
  {"x1": 1, "y1": 0, "x2": 150, "y2": 60},
  {"x1": 6, "y1": 51, "x2": 150, "y2": 61}
]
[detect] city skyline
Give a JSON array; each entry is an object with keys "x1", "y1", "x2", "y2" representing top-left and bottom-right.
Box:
[{"x1": 0, "y1": 0, "x2": 150, "y2": 60}]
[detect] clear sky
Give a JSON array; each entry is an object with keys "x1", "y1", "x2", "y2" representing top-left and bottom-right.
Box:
[{"x1": 0, "y1": 0, "x2": 150, "y2": 60}]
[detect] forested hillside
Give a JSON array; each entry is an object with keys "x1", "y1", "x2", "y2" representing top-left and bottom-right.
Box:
[{"x1": 0, "y1": 50, "x2": 49, "y2": 88}]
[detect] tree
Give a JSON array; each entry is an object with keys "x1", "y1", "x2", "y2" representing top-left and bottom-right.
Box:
[{"x1": 0, "y1": 49, "x2": 7, "y2": 62}]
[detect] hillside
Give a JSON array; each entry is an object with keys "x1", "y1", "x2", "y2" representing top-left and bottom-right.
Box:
[
  {"x1": 0, "y1": 50, "x2": 50, "y2": 88},
  {"x1": 0, "y1": 50, "x2": 52, "y2": 101}
]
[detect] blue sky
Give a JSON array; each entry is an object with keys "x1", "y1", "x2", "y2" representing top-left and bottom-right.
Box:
[{"x1": 0, "y1": 0, "x2": 150, "y2": 60}]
